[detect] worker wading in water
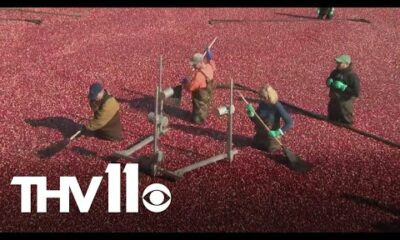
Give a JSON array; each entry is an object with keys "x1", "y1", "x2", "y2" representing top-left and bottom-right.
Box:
[
  {"x1": 326, "y1": 54, "x2": 361, "y2": 125},
  {"x1": 246, "y1": 85, "x2": 293, "y2": 152},
  {"x1": 181, "y1": 48, "x2": 216, "y2": 124},
  {"x1": 82, "y1": 82, "x2": 123, "y2": 141}
]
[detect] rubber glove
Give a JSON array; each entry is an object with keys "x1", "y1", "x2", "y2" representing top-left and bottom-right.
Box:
[
  {"x1": 328, "y1": 8, "x2": 334, "y2": 17},
  {"x1": 333, "y1": 81, "x2": 348, "y2": 91},
  {"x1": 268, "y1": 129, "x2": 284, "y2": 138},
  {"x1": 246, "y1": 104, "x2": 255, "y2": 118},
  {"x1": 326, "y1": 78, "x2": 334, "y2": 87},
  {"x1": 206, "y1": 48, "x2": 213, "y2": 61}
]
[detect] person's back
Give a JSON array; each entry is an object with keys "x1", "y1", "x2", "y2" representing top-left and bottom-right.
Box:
[
  {"x1": 182, "y1": 49, "x2": 216, "y2": 124},
  {"x1": 86, "y1": 83, "x2": 123, "y2": 141},
  {"x1": 92, "y1": 92, "x2": 122, "y2": 141}
]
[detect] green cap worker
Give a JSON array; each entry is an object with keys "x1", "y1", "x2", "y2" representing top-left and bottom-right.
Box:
[
  {"x1": 83, "y1": 82, "x2": 123, "y2": 141},
  {"x1": 317, "y1": 8, "x2": 334, "y2": 20},
  {"x1": 326, "y1": 54, "x2": 361, "y2": 125}
]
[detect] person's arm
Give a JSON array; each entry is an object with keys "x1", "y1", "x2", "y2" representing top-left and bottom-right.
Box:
[
  {"x1": 247, "y1": 102, "x2": 260, "y2": 119},
  {"x1": 89, "y1": 100, "x2": 99, "y2": 112},
  {"x1": 204, "y1": 48, "x2": 216, "y2": 70},
  {"x1": 209, "y1": 60, "x2": 216, "y2": 71},
  {"x1": 326, "y1": 71, "x2": 336, "y2": 87},
  {"x1": 344, "y1": 73, "x2": 360, "y2": 97},
  {"x1": 86, "y1": 98, "x2": 120, "y2": 131},
  {"x1": 249, "y1": 103, "x2": 266, "y2": 129},
  {"x1": 275, "y1": 102, "x2": 293, "y2": 133},
  {"x1": 246, "y1": 102, "x2": 270, "y2": 134}
]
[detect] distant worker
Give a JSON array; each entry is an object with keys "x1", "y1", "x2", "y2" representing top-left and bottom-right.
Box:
[
  {"x1": 181, "y1": 48, "x2": 216, "y2": 124},
  {"x1": 82, "y1": 82, "x2": 123, "y2": 141},
  {"x1": 317, "y1": 8, "x2": 334, "y2": 20},
  {"x1": 246, "y1": 85, "x2": 293, "y2": 152},
  {"x1": 326, "y1": 54, "x2": 361, "y2": 125}
]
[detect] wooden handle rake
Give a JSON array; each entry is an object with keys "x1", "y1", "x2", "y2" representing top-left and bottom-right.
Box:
[{"x1": 238, "y1": 91, "x2": 310, "y2": 172}]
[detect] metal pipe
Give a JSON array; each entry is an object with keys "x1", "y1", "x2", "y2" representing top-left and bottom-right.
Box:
[
  {"x1": 159, "y1": 56, "x2": 164, "y2": 126},
  {"x1": 115, "y1": 135, "x2": 155, "y2": 156},
  {"x1": 154, "y1": 86, "x2": 160, "y2": 153},
  {"x1": 157, "y1": 55, "x2": 164, "y2": 168},
  {"x1": 227, "y1": 78, "x2": 234, "y2": 162},
  {"x1": 174, "y1": 150, "x2": 239, "y2": 177}
]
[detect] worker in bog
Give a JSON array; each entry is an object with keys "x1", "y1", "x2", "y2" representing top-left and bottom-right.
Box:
[
  {"x1": 317, "y1": 8, "x2": 334, "y2": 20},
  {"x1": 326, "y1": 54, "x2": 361, "y2": 125},
  {"x1": 245, "y1": 85, "x2": 293, "y2": 152},
  {"x1": 82, "y1": 82, "x2": 123, "y2": 141},
  {"x1": 181, "y1": 48, "x2": 216, "y2": 124}
]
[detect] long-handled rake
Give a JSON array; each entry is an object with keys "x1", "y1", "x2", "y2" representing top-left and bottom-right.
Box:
[
  {"x1": 238, "y1": 92, "x2": 311, "y2": 172},
  {"x1": 229, "y1": 83, "x2": 400, "y2": 149},
  {"x1": 37, "y1": 130, "x2": 81, "y2": 159},
  {"x1": 202, "y1": 37, "x2": 218, "y2": 58}
]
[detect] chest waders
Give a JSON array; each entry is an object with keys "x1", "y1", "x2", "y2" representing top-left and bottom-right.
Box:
[
  {"x1": 252, "y1": 112, "x2": 282, "y2": 153},
  {"x1": 191, "y1": 70, "x2": 214, "y2": 124}
]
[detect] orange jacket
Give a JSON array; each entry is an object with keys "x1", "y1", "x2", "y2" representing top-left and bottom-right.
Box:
[{"x1": 186, "y1": 60, "x2": 216, "y2": 92}]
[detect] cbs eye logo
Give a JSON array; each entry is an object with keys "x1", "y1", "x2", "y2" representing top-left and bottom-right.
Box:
[{"x1": 142, "y1": 183, "x2": 171, "y2": 213}]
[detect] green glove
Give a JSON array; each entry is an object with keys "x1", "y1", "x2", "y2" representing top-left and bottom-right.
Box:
[
  {"x1": 268, "y1": 129, "x2": 284, "y2": 138},
  {"x1": 328, "y1": 8, "x2": 335, "y2": 17},
  {"x1": 246, "y1": 104, "x2": 255, "y2": 117},
  {"x1": 333, "y1": 81, "x2": 348, "y2": 91},
  {"x1": 326, "y1": 78, "x2": 334, "y2": 87}
]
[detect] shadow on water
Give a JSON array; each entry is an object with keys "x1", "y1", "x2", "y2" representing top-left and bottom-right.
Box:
[
  {"x1": 25, "y1": 116, "x2": 82, "y2": 138},
  {"x1": 116, "y1": 88, "x2": 192, "y2": 122},
  {"x1": 342, "y1": 193, "x2": 400, "y2": 232}
]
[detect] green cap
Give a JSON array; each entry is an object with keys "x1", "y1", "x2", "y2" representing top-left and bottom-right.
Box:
[{"x1": 335, "y1": 54, "x2": 351, "y2": 64}]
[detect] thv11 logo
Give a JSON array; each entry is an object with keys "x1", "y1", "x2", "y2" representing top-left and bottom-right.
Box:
[{"x1": 11, "y1": 163, "x2": 171, "y2": 213}]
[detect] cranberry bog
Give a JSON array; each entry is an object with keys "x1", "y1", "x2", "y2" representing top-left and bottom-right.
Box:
[{"x1": 0, "y1": 8, "x2": 399, "y2": 232}]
